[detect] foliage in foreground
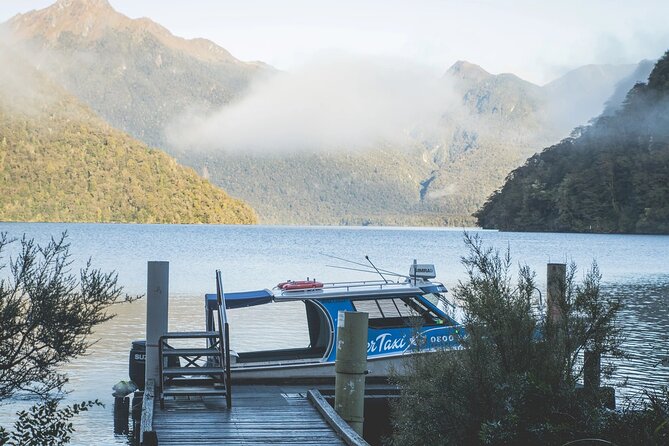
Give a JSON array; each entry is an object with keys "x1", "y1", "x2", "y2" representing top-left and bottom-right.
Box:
[
  {"x1": 0, "y1": 232, "x2": 130, "y2": 398},
  {"x1": 0, "y1": 232, "x2": 132, "y2": 444},
  {"x1": 602, "y1": 388, "x2": 669, "y2": 445},
  {"x1": 390, "y1": 234, "x2": 639, "y2": 445},
  {"x1": 0, "y1": 400, "x2": 101, "y2": 446}
]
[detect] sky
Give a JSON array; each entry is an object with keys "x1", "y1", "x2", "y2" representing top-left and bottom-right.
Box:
[{"x1": 1, "y1": 0, "x2": 667, "y2": 85}]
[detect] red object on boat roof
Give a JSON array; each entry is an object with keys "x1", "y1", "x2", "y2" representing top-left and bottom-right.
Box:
[{"x1": 278, "y1": 280, "x2": 324, "y2": 291}]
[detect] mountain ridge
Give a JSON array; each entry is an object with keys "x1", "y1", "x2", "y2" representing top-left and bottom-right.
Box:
[
  {"x1": 1, "y1": 0, "x2": 651, "y2": 226},
  {"x1": 8, "y1": 0, "x2": 258, "y2": 66}
]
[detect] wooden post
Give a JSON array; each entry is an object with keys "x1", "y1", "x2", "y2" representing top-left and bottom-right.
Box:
[
  {"x1": 547, "y1": 263, "x2": 602, "y2": 391},
  {"x1": 584, "y1": 349, "x2": 601, "y2": 389},
  {"x1": 146, "y1": 261, "x2": 169, "y2": 389},
  {"x1": 131, "y1": 391, "x2": 143, "y2": 442},
  {"x1": 113, "y1": 396, "x2": 129, "y2": 435},
  {"x1": 547, "y1": 263, "x2": 566, "y2": 323},
  {"x1": 335, "y1": 311, "x2": 368, "y2": 437}
]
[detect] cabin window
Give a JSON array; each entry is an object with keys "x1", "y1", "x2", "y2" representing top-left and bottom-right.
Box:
[
  {"x1": 352, "y1": 299, "x2": 385, "y2": 319},
  {"x1": 352, "y1": 297, "x2": 445, "y2": 328}
]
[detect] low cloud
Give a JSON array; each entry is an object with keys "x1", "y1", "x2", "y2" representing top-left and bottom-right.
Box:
[{"x1": 166, "y1": 53, "x2": 459, "y2": 153}]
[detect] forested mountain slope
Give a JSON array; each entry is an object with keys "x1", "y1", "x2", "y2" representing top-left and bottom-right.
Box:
[
  {"x1": 0, "y1": 46, "x2": 257, "y2": 224},
  {"x1": 475, "y1": 51, "x2": 669, "y2": 234}
]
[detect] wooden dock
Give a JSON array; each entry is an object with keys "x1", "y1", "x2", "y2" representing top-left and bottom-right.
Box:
[
  {"x1": 139, "y1": 267, "x2": 368, "y2": 446},
  {"x1": 142, "y1": 384, "x2": 365, "y2": 446}
]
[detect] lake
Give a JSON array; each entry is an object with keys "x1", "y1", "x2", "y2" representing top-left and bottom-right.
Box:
[{"x1": 0, "y1": 223, "x2": 668, "y2": 445}]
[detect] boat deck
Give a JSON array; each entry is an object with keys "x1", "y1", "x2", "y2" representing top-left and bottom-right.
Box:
[{"x1": 150, "y1": 385, "x2": 351, "y2": 446}]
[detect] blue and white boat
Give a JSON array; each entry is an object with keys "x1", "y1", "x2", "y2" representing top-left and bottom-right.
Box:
[{"x1": 208, "y1": 262, "x2": 463, "y2": 383}]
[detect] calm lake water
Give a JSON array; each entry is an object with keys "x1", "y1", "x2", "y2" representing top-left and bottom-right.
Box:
[{"x1": 0, "y1": 223, "x2": 668, "y2": 445}]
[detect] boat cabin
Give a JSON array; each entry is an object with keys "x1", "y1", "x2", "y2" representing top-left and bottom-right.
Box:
[{"x1": 204, "y1": 264, "x2": 462, "y2": 373}]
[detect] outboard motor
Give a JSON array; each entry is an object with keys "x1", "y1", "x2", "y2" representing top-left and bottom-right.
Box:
[
  {"x1": 129, "y1": 340, "x2": 146, "y2": 390},
  {"x1": 129, "y1": 339, "x2": 181, "y2": 390}
]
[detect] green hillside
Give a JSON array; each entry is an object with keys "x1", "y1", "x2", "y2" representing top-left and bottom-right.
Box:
[
  {"x1": 190, "y1": 149, "x2": 469, "y2": 226},
  {"x1": 0, "y1": 46, "x2": 257, "y2": 224},
  {"x1": 474, "y1": 51, "x2": 669, "y2": 234}
]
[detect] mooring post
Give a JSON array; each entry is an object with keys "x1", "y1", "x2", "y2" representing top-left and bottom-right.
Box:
[
  {"x1": 547, "y1": 263, "x2": 566, "y2": 323},
  {"x1": 131, "y1": 391, "x2": 143, "y2": 442},
  {"x1": 146, "y1": 261, "x2": 169, "y2": 390},
  {"x1": 335, "y1": 310, "x2": 368, "y2": 437},
  {"x1": 113, "y1": 396, "x2": 129, "y2": 435},
  {"x1": 547, "y1": 263, "x2": 603, "y2": 393},
  {"x1": 584, "y1": 349, "x2": 601, "y2": 389}
]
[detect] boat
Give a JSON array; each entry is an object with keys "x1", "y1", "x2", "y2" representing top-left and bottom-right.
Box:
[{"x1": 129, "y1": 261, "x2": 463, "y2": 386}]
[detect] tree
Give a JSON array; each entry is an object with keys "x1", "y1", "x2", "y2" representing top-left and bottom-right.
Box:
[
  {"x1": 391, "y1": 233, "x2": 624, "y2": 445},
  {"x1": 0, "y1": 232, "x2": 133, "y2": 445},
  {"x1": 0, "y1": 232, "x2": 129, "y2": 398}
]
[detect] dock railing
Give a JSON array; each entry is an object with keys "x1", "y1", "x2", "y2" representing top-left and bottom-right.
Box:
[{"x1": 215, "y1": 269, "x2": 233, "y2": 408}]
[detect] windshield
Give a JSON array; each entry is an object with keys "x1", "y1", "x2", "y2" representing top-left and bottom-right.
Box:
[{"x1": 351, "y1": 296, "x2": 448, "y2": 329}]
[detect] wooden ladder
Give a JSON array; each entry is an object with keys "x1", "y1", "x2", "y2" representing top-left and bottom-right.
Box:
[{"x1": 158, "y1": 271, "x2": 232, "y2": 409}]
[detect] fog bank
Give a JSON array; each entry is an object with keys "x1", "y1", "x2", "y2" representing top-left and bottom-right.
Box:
[{"x1": 166, "y1": 53, "x2": 458, "y2": 153}]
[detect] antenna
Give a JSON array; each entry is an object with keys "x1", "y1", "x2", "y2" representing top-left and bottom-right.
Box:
[
  {"x1": 326, "y1": 264, "x2": 406, "y2": 278},
  {"x1": 365, "y1": 255, "x2": 388, "y2": 284},
  {"x1": 320, "y1": 253, "x2": 406, "y2": 278}
]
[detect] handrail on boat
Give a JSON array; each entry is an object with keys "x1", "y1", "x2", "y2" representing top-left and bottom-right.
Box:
[
  {"x1": 215, "y1": 269, "x2": 232, "y2": 408},
  {"x1": 276, "y1": 278, "x2": 444, "y2": 295}
]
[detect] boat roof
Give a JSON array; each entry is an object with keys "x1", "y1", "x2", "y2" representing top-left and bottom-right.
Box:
[
  {"x1": 206, "y1": 279, "x2": 447, "y2": 310},
  {"x1": 206, "y1": 289, "x2": 274, "y2": 310}
]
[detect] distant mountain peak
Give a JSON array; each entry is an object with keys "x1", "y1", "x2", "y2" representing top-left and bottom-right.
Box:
[
  {"x1": 5, "y1": 0, "x2": 246, "y2": 65},
  {"x1": 55, "y1": 0, "x2": 112, "y2": 9},
  {"x1": 445, "y1": 60, "x2": 491, "y2": 82},
  {"x1": 8, "y1": 0, "x2": 125, "y2": 42}
]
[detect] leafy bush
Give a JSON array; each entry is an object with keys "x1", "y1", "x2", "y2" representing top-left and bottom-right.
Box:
[{"x1": 391, "y1": 233, "x2": 624, "y2": 445}]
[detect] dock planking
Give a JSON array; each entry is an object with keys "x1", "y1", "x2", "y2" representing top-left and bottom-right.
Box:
[{"x1": 151, "y1": 385, "x2": 347, "y2": 445}]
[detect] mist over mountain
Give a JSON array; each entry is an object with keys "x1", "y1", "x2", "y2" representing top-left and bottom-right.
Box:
[
  {"x1": 544, "y1": 63, "x2": 639, "y2": 129},
  {"x1": 601, "y1": 59, "x2": 656, "y2": 116},
  {"x1": 0, "y1": 43, "x2": 256, "y2": 224},
  {"x1": 475, "y1": 50, "x2": 669, "y2": 234},
  {"x1": 4, "y1": 0, "x2": 271, "y2": 149},
  {"x1": 180, "y1": 58, "x2": 640, "y2": 225},
  {"x1": 0, "y1": 0, "x2": 647, "y2": 225},
  {"x1": 167, "y1": 53, "x2": 456, "y2": 154}
]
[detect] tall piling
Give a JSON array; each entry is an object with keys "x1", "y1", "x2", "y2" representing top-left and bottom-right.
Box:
[
  {"x1": 113, "y1": 396, "x2": 129, "y2": 435},
  {"x1": 547, "y1": 263, "x2": 566, "y2": 323},
  {"x1": 145, "y1": 261, "x2": 169, "y2": 389},
  {"x1": 547, "y1": 263, "x2": 604, "y2": 394},
  {"x1": 584, "y1": 349, "x2": 601, "y2": 389},
  {"x1": 334, "y1": 311, "x2": 368, "y2": 436}
]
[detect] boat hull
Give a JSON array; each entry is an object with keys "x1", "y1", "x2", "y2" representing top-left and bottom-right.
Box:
[{"x1": 230, "y1": 351, "x2": 428, "y2": 384}]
